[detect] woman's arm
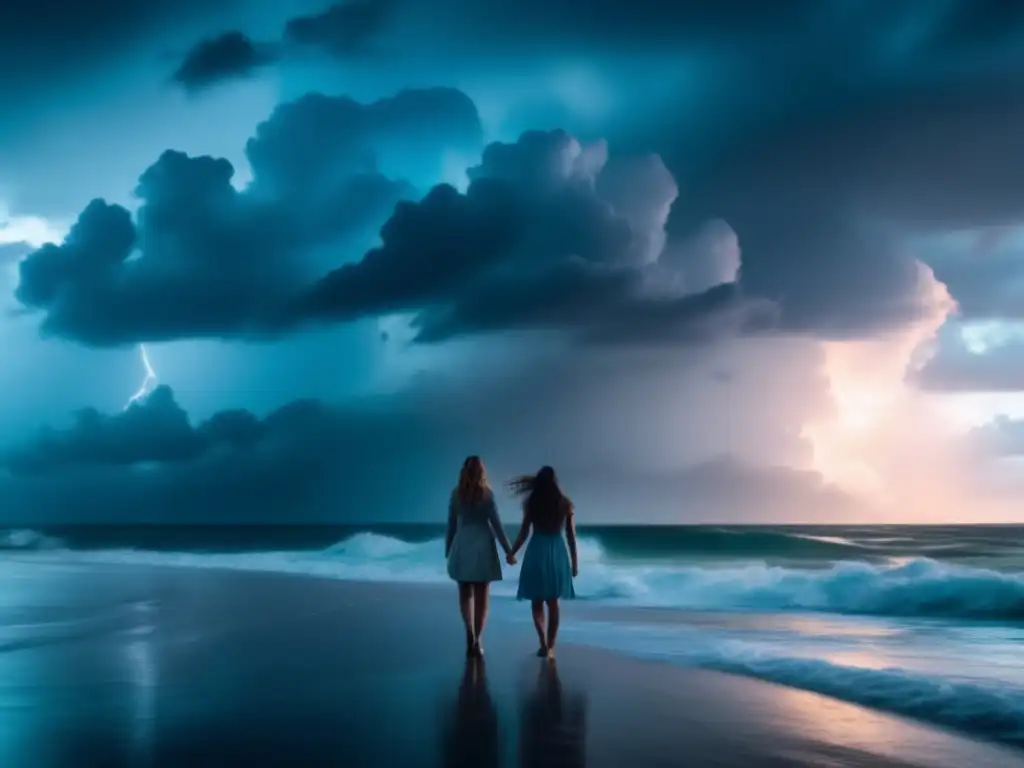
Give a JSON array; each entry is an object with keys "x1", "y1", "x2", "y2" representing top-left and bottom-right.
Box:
[
  {"x1": 509, "y1": 507, "x2": 532, "y2": 558},
  {"x1": 444, "y1": 492, "x2": 457, "y2": 557},
  {"x1": 485, "y1": 495, "x2": 513, "y2": 556},
  {"x1": 565, "y1": 505, "x2": 579, "y2": 577}
]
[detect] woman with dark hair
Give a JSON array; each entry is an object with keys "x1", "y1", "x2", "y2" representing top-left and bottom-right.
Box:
[
  {"x1": 518, "y1": 661, "x2": 587, "y2": 768},
  {"x1": 505, "y1": 466, "x2": 578, "y2": 659},
  {"x1": 445, "y1": 455, "x2": 514, "y2": 658}
]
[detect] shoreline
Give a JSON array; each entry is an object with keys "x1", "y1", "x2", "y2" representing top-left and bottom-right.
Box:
[{"x1": 2, "y1": 560, "x2": 1023, "y2": 765}]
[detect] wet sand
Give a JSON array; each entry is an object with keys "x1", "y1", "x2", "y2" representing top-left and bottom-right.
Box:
[{"x1": 2, "y1": 564, "x2": 1023, "y2": 767}]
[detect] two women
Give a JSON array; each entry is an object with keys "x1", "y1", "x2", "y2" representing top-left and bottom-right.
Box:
[{"x1": 445, "y1": 456, "x2": 578, "y2": 660}]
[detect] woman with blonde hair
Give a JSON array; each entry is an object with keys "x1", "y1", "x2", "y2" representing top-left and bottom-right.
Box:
[
  {"x1": 445, "y1": 455, "x2": 514, "y2": 658},
  {"x1": 506, "y1": 466, "x2": 578, "y2": 659}
]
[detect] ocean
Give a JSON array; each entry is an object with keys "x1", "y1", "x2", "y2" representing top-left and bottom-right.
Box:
[{"x1": 6, "y1": 524, "x2": 1024, "y2": 749}]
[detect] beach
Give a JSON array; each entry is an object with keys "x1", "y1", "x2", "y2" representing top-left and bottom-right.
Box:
[{"x1": 4, "y1": 561, "x2": 1024, "y2": 767}]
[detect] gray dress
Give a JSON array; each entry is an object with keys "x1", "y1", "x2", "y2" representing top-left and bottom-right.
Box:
[{"x1": 445, "y1": 489, "x2": 512, "y2": 583}]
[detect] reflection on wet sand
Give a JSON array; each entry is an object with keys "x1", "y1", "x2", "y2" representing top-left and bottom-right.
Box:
[
  {"x1": 519, "y1": 661, "x2": 586, "y2": 768},
  {"x1": 442, "y1": 658, "x2": 500, "y2": 768}
]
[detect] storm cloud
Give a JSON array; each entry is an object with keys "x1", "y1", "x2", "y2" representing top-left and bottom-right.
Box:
[
  {"x1": 294, "y1": 129, "x2": 774, "y2": 344},
  {"x1": 7, "y1": 0, "x2": 1024, "y2": 525},
  {"x1": 171, "y1": 1, "x2": 395, "y2": 91},
  {"x1": 284, "y1": 0, "x2": 393, "y2": 57},
  {"x1": 0, "y1": 343, "x2": 858, "y2": 523},
  {"x1": 173, "y1": 32, "x2": 279, "y2": 91},
  {"x1": 15, "y1": 117, "x2": 773, "y2": 348},
  {"x1": 14, "y1": 87, "x2": 482, "y2": 345}
]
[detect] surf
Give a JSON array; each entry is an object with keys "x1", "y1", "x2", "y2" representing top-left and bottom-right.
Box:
[
  {"x1": 561, "y1": 618, "x2": 1024, "y2": 748},
  {"x1": 15, "y1": 530, "x2": 1024, "y2": 621}
]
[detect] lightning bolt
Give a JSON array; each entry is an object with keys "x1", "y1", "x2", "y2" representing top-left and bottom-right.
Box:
[{"x1": 125, "y1": 344, "x2": 158, "y2": 410}]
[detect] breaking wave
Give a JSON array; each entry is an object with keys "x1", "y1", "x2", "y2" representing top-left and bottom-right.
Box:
[
  {"x1": 0, "y1": 529, "x2": 64, "y2": 550},
  {"x1": 15, "y1": 531, "x2": 1024, "y2": 621},
  {"x1": 563, "y1": 620, "x2": 1024, "y2": 747}
]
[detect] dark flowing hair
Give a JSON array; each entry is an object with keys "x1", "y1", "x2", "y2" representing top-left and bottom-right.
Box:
[
  {"x1": 506, "y1": 466, "x2": 571, "y2": 528},
  {"x1": 457, "y1": 455, "x2": 490, "y2": 505}
]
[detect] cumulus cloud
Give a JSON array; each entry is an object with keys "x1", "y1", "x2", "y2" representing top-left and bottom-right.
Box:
[
  {"x1": 14, "y1": 117, "x2": 771, "y2": 348},
  {"x1": 244, "y1": 87, "x2": 481, "y2": 197},
  {"x1": 171, "y1": 2, "x2": 395, "y2": 91},
  {"x1": 284, "y1": 0, "x2": 394, "y2": 57},
  {"x1": 0, "y1": 389, "x2": 446, "y2": 523},
  {"x1": 173, "y1": 32, "x2": 279, "y2": 91},
  {"x1": 14, "y1": 88, "x2": 482, "y2": 345},
  {"x1": 795, "y1": 261, "x2": 972, "y2": 519},
  {"x1": 298, "y1": 129, "x2": 772, "y2": 344},
  {"x1": 7, "y1": 385, "x2": 201, "y2": 474},
  {"x1": 0, "y1": 351, "x2": 864, "y2": 523}
]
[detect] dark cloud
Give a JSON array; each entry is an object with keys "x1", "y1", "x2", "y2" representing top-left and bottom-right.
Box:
[
  {"x1": 25, "y1": 1, "x2": 1024, "y2": 351},
  {"x1": 0, "y1": 344, "x2": 850, "y2": 522},
  {"x1": 15, "y1": 88, "x2": 482, "y2": 345},
  {"x1": 284, "y1": 1, "x2": 393, "y2": 57},
  {"x1": 173, "y1": 32, "x2": 279, "y2": 91},
  {"x1": 4, "y1": 383, "x2": 372, "y2": 477},
  {"x1": 7, "y1": 385, "x2": 203, "y2": 474},
  {"x1": 377, "y1": 2, "x2": 1024, "y2": 342},
  {"x1": 412, "y1": 269, "x2": 774, "y2": 347},
  {"x1": 922, "y1": 231, "x2": 1024, "y2": 323},
  {"x1": 639, "y1": 81, "x2": 1024, "y2": 340},
  {"x1": 15, "y1": 118, "x2": 767, "y2": 348},
  {"x1": 635, "y1": 16, "x2": 1024, "y2": 338},
  {"x1": 262, "y1": 16, "x2": 1023, "y2": 343},
  {"x1": 171, "y1": 2, "x2": 394, "y2": 90},
  {"x1": 298, "y1": 129, "x2": 766, "y2": 344},
  {"x1": 0, "y1": 387, "x2": 450, "y2": 523},
  {"x1": 244, "y1": 87, "x2": 481, "y2": 196},
  {"x1": 723, "y1": 219, "x2": 943, "y2": 340},
  {"x1": 15, "y1": 153, "x2": 348, "y2": 344}
]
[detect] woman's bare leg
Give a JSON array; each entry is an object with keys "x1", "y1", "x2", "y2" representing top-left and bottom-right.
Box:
[
  {"x1": 458, "y1": 583, "x2": 475, "y2": 653},
  {"x1": 531, "y1": 600, "x2": 547, "y2": 654},
  {"x1": 545, "y1": 599, "x2": 560, "y2": 657},
  {"x1": 471, "y1": 582, "x2": 490, "y2": 651}
]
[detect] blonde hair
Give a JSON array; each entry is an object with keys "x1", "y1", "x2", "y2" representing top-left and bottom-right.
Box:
[{"x1": 457, "y1": 455, "x2": 490, "y2": 505}]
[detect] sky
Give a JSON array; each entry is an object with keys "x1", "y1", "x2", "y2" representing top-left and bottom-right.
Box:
[{"x1": 4, "y1": 0, "x2": 1024, "y2": 523}]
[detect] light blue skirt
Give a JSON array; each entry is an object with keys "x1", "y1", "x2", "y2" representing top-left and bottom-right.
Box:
[{"x1": 517, "y1": 532, "x2": 575, "y2": 601}]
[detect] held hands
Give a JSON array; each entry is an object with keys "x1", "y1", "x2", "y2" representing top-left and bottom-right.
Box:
[{"x1": 506, "y1": 551, "x2": 517, "y2": 565}]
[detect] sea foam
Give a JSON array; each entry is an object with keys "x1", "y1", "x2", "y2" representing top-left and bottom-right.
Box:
[
  {"x1": 560, "y1": 619, "x2": 1024, "y2": 747},
  {"x1": 12, "y1": 530, "x2": 1024, "y2": 621}
]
